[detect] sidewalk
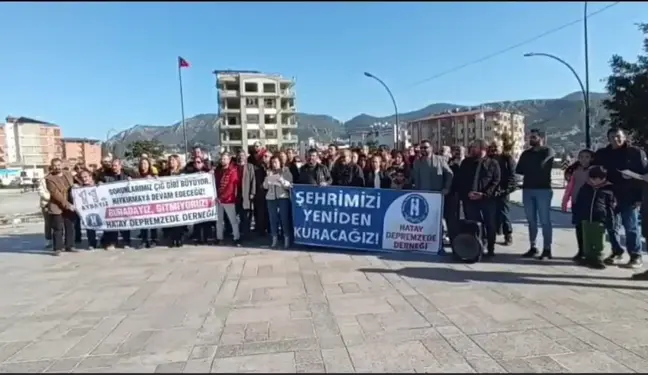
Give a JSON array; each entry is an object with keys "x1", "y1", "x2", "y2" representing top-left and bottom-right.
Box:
[{"x1": 0, "y1": 211, "x2": 647, "y2": 373}]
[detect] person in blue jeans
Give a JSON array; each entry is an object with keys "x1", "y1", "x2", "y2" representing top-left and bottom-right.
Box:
[
  {"x1": 263, "y1": 155, "x2": 294, "y2": 249},
  {"x1": 593, "y1": 128, "x2": 647, "y2": 269},
  {"x1": 515, "y1": 129, "x2": 555, "y2": 260}
]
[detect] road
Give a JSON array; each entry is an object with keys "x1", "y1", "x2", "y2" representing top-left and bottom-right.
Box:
[
  {"x1": 0, "y1": 205, "x2": 647, "y2": 373},
  {"x1": 0, "y1": 191, "x2": 41, "y2": 217}
]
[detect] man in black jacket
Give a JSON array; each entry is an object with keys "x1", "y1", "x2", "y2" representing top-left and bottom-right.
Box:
[
  {"x1": 457, "y1": 139, "x2": 501, "y2": 257},
  {"x1": 299, "y1": 148, "x2": 332, "y2": 186},
  {"x1": 331, "y1": 150, "x2": 365, "y2": 187},
  {"x1": 444, "y1": 146, "x2": 463, "y2": 243},
  {"x1": 593, "y1": 128, "x2": 648, "y2": 269},
  {"x1": 515, "y1": 129, "x2": 555, "y2": 260},
  {"x1": 101, "y1": 158, "x2": 133, "y2": 249},
  {"x1": 364, "y1": 155, "x2": 390, "y2": 188},
  {"x1": 488, "y1": 141, "x2": 517, "y2": 246}
]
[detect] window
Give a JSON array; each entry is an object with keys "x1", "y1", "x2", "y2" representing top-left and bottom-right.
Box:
[
  {"x1": 226, "y1": 116, "x2": 239, "y2": 125},
  {"x1": 244, "y1": 82, "x2": 258, "y2": 92},
  {"x1": 245, "y1": 98, "x2": 258, "y2": 108},
  {"x1": 264, "y1": 98, "x2": 275, "y2": 108},
  {"x1": 247, "y1": 131, "x2": 259, "y2": 139},
  {"x1": 246, "y1": 114, "x2": 259, "y2": 124},
  {"x1": 266, "y1": 130, "x2": 277, "y2": 139},
  {"x1": 226, "y1": 98, "x2": 240, "y2": 109},
  {"x1": 262, "y1": 83, "x2": 276, "y2": 93},
  {"x1": 264, "y1": 115, "x2": 277, "y2": 124}
]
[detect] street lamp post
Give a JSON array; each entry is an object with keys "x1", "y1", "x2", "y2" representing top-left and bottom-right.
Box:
[
  {"x1": 583, "y1": 1, "x2": 591, "y2": 149},
  {"x1": 523, "y1": 52, "x2": 591, "y2": 148},
  {"x1": 363, "y1": 72, "x2": 400, "y2": 150}
]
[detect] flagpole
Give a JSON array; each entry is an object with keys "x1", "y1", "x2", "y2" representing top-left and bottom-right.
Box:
[{"x1": 178, "y1": 59, "x2": 188, "y2": 159}]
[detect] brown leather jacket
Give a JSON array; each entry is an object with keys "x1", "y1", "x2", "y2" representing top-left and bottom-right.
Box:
[{"x1": 45, "y1": 171, "x2": 75, "y2": 215}]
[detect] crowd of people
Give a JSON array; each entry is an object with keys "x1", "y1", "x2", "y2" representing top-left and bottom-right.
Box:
[{"x1": 36, "y1": 127, "x2": 648, "y2": 280}]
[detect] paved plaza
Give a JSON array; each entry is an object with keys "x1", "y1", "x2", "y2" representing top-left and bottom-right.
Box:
[{"x1": 1, "y1": 206, "x2": 648, "y2": 373}]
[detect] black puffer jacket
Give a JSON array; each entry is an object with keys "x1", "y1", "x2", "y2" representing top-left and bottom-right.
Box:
[
  {"x1": 298, "y1": 163, "x2": 332, "y2": 186},
  {"x1": 573, "y1": 182, "x2": 616, "y2": 228},
  {"x1": 331, "y1": 163, "x2": 365, "y2": 187},
  {"x1": 593, "y1": 143, "x2": 648, "y2": 206},
  {"x1": 456, "y1": 156, "x2": 501, "y2": 199},
  {"x1": 493, "y1": 154, "x2": 517, "y2": 196}
]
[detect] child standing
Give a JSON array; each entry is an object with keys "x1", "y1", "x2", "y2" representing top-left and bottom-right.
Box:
[
  {"x1": 572, "y1": 166, "x2": 617, "y2": 269},
  {"x1": 561, "y1": 149, "x2": 594, "y2": 261}
]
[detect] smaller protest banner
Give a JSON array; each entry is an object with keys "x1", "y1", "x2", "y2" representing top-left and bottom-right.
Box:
[
  {"x1": 291, "y1": 185, "x2": 443, "y2": 253},
  {"x1": 72, "y1": 173, "x2": 217, "y2": 231}
]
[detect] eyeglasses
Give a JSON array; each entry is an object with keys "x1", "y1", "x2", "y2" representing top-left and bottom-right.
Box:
[{"x1": 420, "y1": 146, "x2": 430, "y2": 150}]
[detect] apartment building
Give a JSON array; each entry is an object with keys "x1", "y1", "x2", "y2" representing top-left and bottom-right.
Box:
[
  {"x1": 1, "y1": 116, "x2": 63, "y2": 167},
  {"x1": 348, "y1": 125, "x2": 411, "y2": 149},
  {"x1": 407, "y1": 109, "x2": 525, "y2": 159},
  {"x1": 214, "y1": 70, "x2": 298, "y2": 152},
  {"x1": 62, "y1": 138, "x2": 102, "y2": 167},
  {"x1": 0, "y1": 126, "x2": 5, "y2": 168}
]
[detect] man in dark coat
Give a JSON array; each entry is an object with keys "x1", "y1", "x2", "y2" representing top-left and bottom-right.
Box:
[
  {"x1": 488, "y1": 140, "x2": 517, "y2": 246},
  {"x1": 593, "y1": 128, "x2": 648, "y2": 269},
  {"x1": 331, "y1": 149, "x2": 365, "y2": 187},
  {"x1": 456, "y1": 139, "x2": 501, "y2": 257},
  {"x1": 101, "y1": 158, "x2": 134, "y2": 249},
  {"x1": 236, "y1": 150, "x2": 256, "y2": 239},
  {"x1": 364, "y1": 155, "x2": 391, "y2": 188}
]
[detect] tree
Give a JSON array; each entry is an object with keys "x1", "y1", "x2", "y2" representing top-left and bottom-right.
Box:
[
  {"x1": 124, "y1": 140, "x2": 166, "y2": 160},
  {"x1": 500, "y1": 131, "x2": 516, "y2": 155},
  {"x1": 602, "y1": 23, "x2": 648, "y2": 143}
]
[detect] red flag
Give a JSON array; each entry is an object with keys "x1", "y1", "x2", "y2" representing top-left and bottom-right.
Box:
[{"x1": 178, "y1": 56, "x2": 190, "y2": 68}]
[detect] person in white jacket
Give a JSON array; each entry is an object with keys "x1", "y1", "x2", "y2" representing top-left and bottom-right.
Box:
[{"x1": 37, "y1": 171, "x2": 52, "y2": 248}]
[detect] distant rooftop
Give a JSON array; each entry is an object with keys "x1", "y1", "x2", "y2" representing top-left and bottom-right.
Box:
[
  {"x1": 62, "y1": 137, "x2": 101, "y2": 144},
  {"x1": 213, "y1": 70, "x2": 294, "y2": 80},
  {"x1": 4, "y1": 116, "x2": 58, "y2": 127},
  {"x1": 409, "y1": 108, "x2": 523, "y2": 123}
]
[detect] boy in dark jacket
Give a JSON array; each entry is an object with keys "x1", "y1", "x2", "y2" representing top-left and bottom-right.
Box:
[{"x1": 572, "y1": 166, "x2": 617, "y2": 269}]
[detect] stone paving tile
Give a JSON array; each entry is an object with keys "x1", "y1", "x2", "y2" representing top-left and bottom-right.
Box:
[{"x1": 1, "y1": 206, "x2": 648, "y2": 373}]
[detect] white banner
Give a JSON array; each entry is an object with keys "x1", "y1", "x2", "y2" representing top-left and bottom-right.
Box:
[{"x1": 71, "y1": 173, "x2": 217, "y2": 231}]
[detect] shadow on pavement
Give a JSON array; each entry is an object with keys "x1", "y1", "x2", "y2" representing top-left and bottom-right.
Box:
[
  {"x1": 358, "y1": 266, "x2": 648, "y2": 291},
  {"x1": 0, "y1": 233, "x2": 53, "y2": 255}
]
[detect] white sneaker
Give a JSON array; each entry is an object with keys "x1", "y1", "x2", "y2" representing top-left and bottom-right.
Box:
[{"x1": 45, "y1": 241, "x2": 52, "y2": 249}]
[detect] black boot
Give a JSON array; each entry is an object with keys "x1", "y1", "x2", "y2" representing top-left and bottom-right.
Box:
[
  {"x1": 538, "y1": 248, "x2": 552, "y2": 260},
  {"x1": 522, "y1": 247, "x2": 538, "y2": 258}
]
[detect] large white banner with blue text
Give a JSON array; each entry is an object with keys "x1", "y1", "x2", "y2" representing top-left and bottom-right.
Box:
[
  {"x1": 71, "y1": 173, "x2": 217, "y2": 231},
  {"x1": 291, "y1": 185, "x2": 443, "y2": 252}
]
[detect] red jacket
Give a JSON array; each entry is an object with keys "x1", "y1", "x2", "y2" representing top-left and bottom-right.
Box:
[{"x1": 215, "y1": 164, "x2": 239, "y2": 204}]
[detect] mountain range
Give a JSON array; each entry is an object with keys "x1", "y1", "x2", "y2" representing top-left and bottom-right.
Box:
[{"x1": 106, "y1": 91, "x2": 609, "y2": 155}]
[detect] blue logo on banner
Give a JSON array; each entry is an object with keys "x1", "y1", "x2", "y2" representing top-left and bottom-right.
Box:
[
  {"x1": 401, "y1": 194, "x2": 428, "y2": 224},
  {"x1": 85, "y1": 214, "x2": 103, "y2": 228}
]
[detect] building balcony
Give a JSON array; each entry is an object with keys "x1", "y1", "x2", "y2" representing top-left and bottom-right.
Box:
[
  {"x1": 280, "y1": 107, "x2": 296, "y2": 113},
  {"x1": 221, "y1": 107, "x2": 241, "y2": 113},
  {"x1": 219, "y1": 89, "x2": 238, "y2": 97},
  {"x1": 221, "y1": 123, "x2": 242, "y2": 129},
  {"x1": 282, "y1": 135, "x2": 299, "y2": 142},
  {"x1": 220, "y1": 138, "x2": 243, "y2": 145},
  {"x1": 280, "y1": 89, "x2": 295, "y2": 97}
]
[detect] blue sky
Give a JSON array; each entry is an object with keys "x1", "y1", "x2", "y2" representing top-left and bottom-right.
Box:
[{"x1": 1, "y1": 1, "x2": 646, "y2": 139}]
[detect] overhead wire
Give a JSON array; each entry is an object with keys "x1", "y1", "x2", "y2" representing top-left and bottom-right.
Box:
[{"x1": 401, "y1": 2, "x2": 621, "y2": 91}]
